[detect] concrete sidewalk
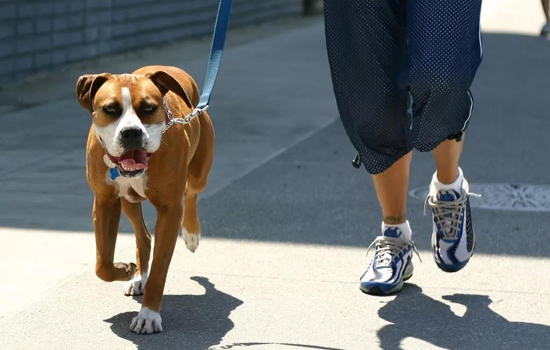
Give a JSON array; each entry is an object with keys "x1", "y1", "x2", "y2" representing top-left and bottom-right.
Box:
[{"x1": 1, "y1": 2, "x2": 550, "y2": 350}]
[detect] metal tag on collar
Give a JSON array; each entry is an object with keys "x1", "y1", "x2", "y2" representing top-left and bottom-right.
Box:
[{"x1": 109, "y1": 168, "x2": 120, "y2": 180}]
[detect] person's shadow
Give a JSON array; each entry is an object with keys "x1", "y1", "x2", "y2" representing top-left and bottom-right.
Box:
[
  {"x1": 378, "y1": 284, "x2": 550, "y2": 350},
  {"x1": 105, "y1": 276, "x2": 243, "y2": 350}
]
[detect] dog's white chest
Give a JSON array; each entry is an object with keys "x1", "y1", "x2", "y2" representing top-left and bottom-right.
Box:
[{"x1": 112, "y1": 174, "x2": 147, "y2": 203}]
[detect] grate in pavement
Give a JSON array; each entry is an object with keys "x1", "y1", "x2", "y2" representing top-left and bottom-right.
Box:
[{"x1": 409, "y1": 183, "x2": 550, "y2": 212}]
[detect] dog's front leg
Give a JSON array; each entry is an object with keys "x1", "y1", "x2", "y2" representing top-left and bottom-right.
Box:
[
  {"x1": 93, "y1": 196, "x2": 137, "y2": 282},
  {"x1": 129, "y1": 202, "x2": 182, "y2": 334},
  {"x1": 121, "y1": 199, "x2": 152, "y2": 296}
]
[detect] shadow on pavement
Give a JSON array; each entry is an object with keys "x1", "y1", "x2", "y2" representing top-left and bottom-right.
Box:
[
  {"x1": 105, "y1": 277, "x2": 243, "y2": 350},
  {"x1": 377, "y1": 284, "x2": 550, "y2": 350}
]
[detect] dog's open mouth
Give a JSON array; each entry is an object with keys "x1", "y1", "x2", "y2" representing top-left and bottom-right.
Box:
[{"x1": 108, "y1": 150, "x2": 153, "y2": 177}]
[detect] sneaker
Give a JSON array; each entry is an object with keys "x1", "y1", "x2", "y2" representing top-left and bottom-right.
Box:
[
  {"x1": 360, "y1": 225, "x2": 420, "y2": 295},
  {"x1": 426, "y1": 175, "x2": 476, "y2": 273}
]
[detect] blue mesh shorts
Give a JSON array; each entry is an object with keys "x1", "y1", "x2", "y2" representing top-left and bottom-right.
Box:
[{"x1": 324, "y1": 0, "x2": 483, "y2": 174}]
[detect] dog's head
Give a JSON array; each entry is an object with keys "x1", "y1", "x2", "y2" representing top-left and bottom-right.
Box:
[{"x1": 76, "y1": 70, "x2": 192, "y2": 178}]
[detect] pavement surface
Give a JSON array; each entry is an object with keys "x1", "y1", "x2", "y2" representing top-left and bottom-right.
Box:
[{"x1": 1, "y1": 2, "x2": 550, "y2": 350}]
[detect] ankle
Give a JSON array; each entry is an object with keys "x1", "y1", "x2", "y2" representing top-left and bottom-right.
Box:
[
  {"x1": 382, "y1": 213, "x2": 407, "y2": 226},
  {"x1": 433, "y1": 168, "x2": 464, "y2": 193},
  {"x1": 382, "y1": 220, "x2": 412, "y2": 240},
  {"x1": 436, "y1": 166, "x2": 461, "y2": 185}
]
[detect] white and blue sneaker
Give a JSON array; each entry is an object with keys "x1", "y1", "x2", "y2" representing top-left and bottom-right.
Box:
[
  {"x1": 360, "y1": 222, "x2": 420, "y2": 295},
  {"x1": 427, "y1": 170, "x2": 476, "y2": 273}
]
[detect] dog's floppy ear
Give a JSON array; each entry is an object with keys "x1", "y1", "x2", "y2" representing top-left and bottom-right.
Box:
[
  {"x1": 147, "y1": 71, "x2": 195, "y2": 109},
  {"x1": 76, "y1": 73, "x2": 111, "y2": 112}
]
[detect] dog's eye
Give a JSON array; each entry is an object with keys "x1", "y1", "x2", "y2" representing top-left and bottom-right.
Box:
[
  {"x1": 141, "y1": 104, "x2": 157, "y2": 114},
  {"x1": 102, "y1": 105, "x2": 120, "y2": 115}
]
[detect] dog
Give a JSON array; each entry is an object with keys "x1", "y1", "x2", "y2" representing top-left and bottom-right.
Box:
[{"x1": 76, "y1": 65, "x2": 214, "y2": 334}]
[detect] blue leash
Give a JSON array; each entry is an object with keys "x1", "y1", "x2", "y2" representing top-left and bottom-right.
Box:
[
  {"x1": 161, "y1": 0, "x2": 233, "y2": 133},
  {"x1": 197, "y1": 0, "x2": 233, "y2": 111}
]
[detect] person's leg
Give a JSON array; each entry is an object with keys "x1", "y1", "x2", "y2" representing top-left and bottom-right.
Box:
[
  {"x1": 432, "y1": 139, "x2": 463, "y2": 184},
  {"x1": 364, "y1": 153, "x2": 417, "y2": 295},
  {"x1": 372, "y1": 152, "x2": 412, "y2": 225},
  {"x1": 324, "y1": 0, "x2": 412, "y2": 229},
  {"x1": 406, "y1": 0, "x2": 482, "y2": 272},
  {"x1": 324, "y1": 0, "x2": 412, "y2": 226},
  {"x1": 324, "y1": 0, "x2": 418, "y2": 295}
]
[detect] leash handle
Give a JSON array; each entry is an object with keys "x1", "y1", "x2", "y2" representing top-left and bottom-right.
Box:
[{"x1": 196, "y1": 0, "x2": 233, "y2": 111}]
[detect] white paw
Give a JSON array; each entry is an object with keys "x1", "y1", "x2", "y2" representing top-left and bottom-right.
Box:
[
  {"x1": 123, "y1": 271, "x2": 148, "y2": 296},
  {"x1": 130, "y1": 307, "x2": 163, "y2": 334},
  {"x1": 183, "y1": 229, "x2": 200, "y2": 253}
]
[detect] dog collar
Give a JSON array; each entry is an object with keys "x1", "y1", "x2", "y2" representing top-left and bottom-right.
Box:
[{"x1": 161, "y1": 97, "x2": 208, "y2": 134}]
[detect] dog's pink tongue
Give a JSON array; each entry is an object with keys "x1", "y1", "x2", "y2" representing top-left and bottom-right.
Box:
[{"x1": 119, "y1": 150, "x2": 148, "y2": 171}]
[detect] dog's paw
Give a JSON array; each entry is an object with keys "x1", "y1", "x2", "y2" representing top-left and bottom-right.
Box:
[
  {"x1": 130, "y1": 307, "x2": 162, "y2": 334},
  {"x1": 123, "y1": 271, "x2": 148, "y2": 296},
  {"x1": 183, "y1": 230, "x2": 200, "y2": 253}
]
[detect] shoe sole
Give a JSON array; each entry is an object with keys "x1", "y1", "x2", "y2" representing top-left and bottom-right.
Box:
[
  {"x1": 359, "y1": 270, "x2": 413, "y2": 296},
  {"x1": 434, "y1": 237, "x2": 476, "y2": 273}
]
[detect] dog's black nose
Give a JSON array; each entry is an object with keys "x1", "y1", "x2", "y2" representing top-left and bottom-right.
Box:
[
  {"x1": 121, "y1": 128, "x2": 143, "y2": 141},
  {"x1": 120, "y1": 128, "x2": 143, "y2": 148}
]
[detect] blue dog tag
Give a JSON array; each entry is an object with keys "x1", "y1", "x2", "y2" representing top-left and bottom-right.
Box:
[{"x1": 109, "y1": 167, "x2": 120, "y2": 180}]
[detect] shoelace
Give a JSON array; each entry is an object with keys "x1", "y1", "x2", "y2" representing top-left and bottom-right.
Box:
[
  {"x1": 424, "y1": 189, "x2": 481, "y2": 239},
  {"x1": 366, "y1": 236, "x2": 422, "y2": 268}
]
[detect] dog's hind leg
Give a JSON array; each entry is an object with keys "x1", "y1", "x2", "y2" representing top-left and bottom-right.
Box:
[
  {"x1": 182, "y1": 113, "x2": 214, "y2": 253},
  {"x1": 182, "y1": 193, "x2": 201, "y2": 252},
  {"x1": 121, "y1": 199, "x2": 151, "y2": 296}
]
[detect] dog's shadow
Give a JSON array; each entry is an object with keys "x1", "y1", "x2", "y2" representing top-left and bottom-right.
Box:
[{"x1": 105, "y1": 276, "x2": 243, "y2": 350}]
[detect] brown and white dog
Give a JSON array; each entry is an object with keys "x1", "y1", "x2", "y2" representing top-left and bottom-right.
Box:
[{"x1": 76, "y1": 65, "x2": 214, "y2": 334}]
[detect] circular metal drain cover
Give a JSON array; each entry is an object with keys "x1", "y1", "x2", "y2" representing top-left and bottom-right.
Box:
[{"x1": 409, "y1": 183, "x2": 550, "y2": 212}]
